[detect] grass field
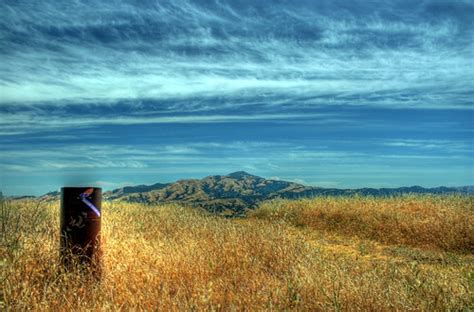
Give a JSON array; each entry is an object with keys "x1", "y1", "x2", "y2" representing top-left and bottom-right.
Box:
[{"x1": 1, "y1": 196, "x2": 473, "y2": 311}]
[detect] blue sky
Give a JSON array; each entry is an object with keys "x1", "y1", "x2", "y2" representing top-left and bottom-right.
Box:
[{"x1": 0, "y1": 0, "x2": 473, "y2": 195}]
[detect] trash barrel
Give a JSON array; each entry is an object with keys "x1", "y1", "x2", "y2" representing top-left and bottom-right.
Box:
[{"x1": 60, "y1": 187, "x2": 102, "y2": 273}]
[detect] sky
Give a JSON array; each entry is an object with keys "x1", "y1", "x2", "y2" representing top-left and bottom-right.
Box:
[{"x1": 0, "y1": 0, "x2": 473, "y2": 195}]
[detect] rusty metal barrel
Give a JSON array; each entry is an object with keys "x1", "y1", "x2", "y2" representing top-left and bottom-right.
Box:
[{"x1": 60, "y1": 187, "x2": 102, "y2": 273}]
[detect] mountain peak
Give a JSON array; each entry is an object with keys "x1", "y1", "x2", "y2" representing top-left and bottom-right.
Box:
[{"x1": 226, "y1": 171, "x2": 259, "y2": 179}]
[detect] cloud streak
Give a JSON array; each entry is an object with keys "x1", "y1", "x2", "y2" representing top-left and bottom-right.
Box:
[{"x1": 1, "y1": 0, "x2": 473, "y2": 109}]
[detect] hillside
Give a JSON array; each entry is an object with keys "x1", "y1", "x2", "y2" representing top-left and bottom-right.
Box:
[
  {"x1": 101, "y1": 171, "x2": 472, "y2": 214},
  {"x1": 26, "y1": 171, "x2": 474, "y2": 214},
  {"x1": 103, "y1": 171, "x2": 310, "y2": 213}
]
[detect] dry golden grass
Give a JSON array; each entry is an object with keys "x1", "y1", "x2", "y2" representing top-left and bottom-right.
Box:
[
  {"x1": 251, "y1": 195, "x2": 474, "y2": 252},
  {"x1": 2, "y1": 196, "x2": 473, "y2": 311}
]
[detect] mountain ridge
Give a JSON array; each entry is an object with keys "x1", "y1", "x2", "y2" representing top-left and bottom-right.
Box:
[
  {"x1": 9, "y1": 171, "x2": 472, "y2": 214},
  {"x1": 101, "y1": 171, "x2": 472, "y2": 214}
]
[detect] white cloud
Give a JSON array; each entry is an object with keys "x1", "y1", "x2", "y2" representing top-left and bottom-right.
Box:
[
  {"x1": 382, "y1": 139, "x2": 471, "y2": 152},
  {"x1": 0, "y1": 111, "x2": 336, "y2": 136},
  {"x1": 0, "y1": 0, "x2": 472, "y2": 109}
]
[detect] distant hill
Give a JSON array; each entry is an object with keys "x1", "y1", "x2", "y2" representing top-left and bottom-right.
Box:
[
  {"x1": 12, "y1": 171, "x2": 472, "y2": 214},
  {"x1": 101, "y1": 171, "x2": 473, "y2": 214},
  {"x1": 105, "y1": 182, "x2": 169, "y2": 200},
  {"x1": 103, "y1": 171, "x2": 311, "y2": 214}
]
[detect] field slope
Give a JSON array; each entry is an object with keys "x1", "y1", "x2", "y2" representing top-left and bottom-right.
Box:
[{"x1": 2, "y1": 196, "x2": 473, "y2": 311}]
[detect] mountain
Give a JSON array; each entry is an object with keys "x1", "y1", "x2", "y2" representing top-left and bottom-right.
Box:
[
  {"x1": 100, "y1": 172, "x2": 472, "y2": 214},
  {"x1": 105, "y1": 182, "x2": 169, "y2": 200},
  {"x1": 19, "y1": 172, "x2": 472, "y2": 215},
  {"x1": 103, "y1": 171, "x2": 311, "y2": 214}
]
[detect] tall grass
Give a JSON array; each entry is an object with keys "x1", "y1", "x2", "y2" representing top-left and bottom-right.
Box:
[
  {"x1": 2, "y1": 197, "x2": 473, "y2": 311},
  {"x1": 250, "y1": 195, "x2": 474, "y2": 252}
]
